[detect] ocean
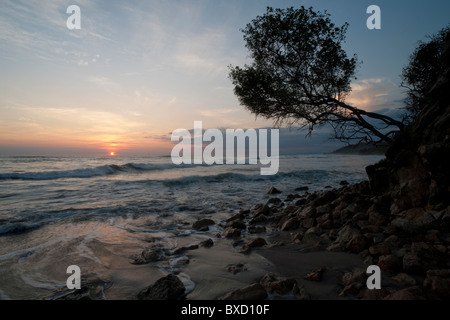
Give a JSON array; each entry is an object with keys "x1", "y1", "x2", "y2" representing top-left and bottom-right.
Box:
[{"x1": 0, "y1": 154, "x2": 383, "y2": 299}]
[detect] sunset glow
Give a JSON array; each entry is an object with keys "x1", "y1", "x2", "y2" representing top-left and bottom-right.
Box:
[
  {"x1": 1, "y1": 1, "x2": 449, "y2": 156},
  {"x1": 110, "y1": 152, "x2": 115, "y2": 156}
]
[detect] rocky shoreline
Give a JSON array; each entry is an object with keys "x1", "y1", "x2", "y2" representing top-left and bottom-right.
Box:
[
  {"x1": 52, "y1": 54, "x2": 449, "y2": 301},
  {"x1": 53, "y1": 179, "x2": 449, "y2": 300}
]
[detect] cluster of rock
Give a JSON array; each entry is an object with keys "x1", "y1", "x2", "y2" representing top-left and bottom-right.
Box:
[
  {"x1": 219, "y1": 272, "x2": 309, "y2": 300},
  {"x1": 216, "y1": 62, "x2": 450, "y2": 300}
]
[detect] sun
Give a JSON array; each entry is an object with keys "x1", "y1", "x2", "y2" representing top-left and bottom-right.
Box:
[{"x1": 109, "y1": 152, "x2": 115, "y2": 156}]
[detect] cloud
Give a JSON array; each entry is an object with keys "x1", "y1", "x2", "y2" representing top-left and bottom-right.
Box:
[
  {"x1": 78, "y1": 59, "x2": 89, "y2": 67},
  {"x1": 347, "y1": 78, "x2": 398, "y2": 111},
  {"x1": 88, "y1": 76, "x2": 117, "y2": 87},
  {"x1": 199, "y1": 108, "x2": 239, "y2": 118}
]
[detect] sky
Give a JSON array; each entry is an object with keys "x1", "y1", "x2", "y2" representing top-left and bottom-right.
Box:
[{"x1": 0, "y1": 0, "x2": 449, "y2": 156}]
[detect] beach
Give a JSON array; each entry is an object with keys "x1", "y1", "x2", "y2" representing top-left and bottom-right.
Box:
[{"x1": 0, "y1": 154, "x2": 383, "y2": 300}]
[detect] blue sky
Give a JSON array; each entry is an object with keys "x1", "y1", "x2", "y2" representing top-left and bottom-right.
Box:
[{"x1": 0, "y1": 0, "x2": 449, "y2": 155}]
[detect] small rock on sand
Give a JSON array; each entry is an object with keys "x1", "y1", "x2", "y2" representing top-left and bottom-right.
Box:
[
  {"x1": 192, "y1": 218, "x2": 215, "y2": 231},
  {"x1": 137, "y1": 274, "x2": 186, "y2": 300},
  {"x1": 219, "y1": 283, "x2": 268, "y2": 300},
  {"x1": 304, "y1": 268, "x2": 326, "y2": 282},
  {"x1": 267, "y1": 187, "x2": 282, "y2": 195}
]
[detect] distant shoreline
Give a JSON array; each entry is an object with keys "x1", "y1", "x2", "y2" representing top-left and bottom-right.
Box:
[{"x1": 330, "y1": 144, "x2": 388, "y2": 155}]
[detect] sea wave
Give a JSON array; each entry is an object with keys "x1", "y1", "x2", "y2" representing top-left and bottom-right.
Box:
[
  {"x1": 0, "y1": 163, "x2": 197, "y2": 181},
  {"x1": 161, "y1": 169, "x2": 333, "y2": 186}
]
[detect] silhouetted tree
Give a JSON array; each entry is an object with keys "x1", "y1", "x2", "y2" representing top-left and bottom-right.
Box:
[
  {"x1": 401, "y1": 25, "x2": 450, "y2": 123},
  {"x1": 229, "y1": 7, "x2": 404, "y2": 145}
]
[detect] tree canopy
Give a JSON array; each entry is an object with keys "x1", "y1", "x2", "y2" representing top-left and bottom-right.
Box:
[
  {"x1": 401, "y1": 25, "x2": 450, "y2": 123},
  {"x1": 229, "y1": 6, "x2": 404, "y2": 145}
]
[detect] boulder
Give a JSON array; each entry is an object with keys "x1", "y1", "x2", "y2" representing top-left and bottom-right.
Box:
[
  {"x1": 392, "y1": 273, "x2": 417, "y2": 286},
  {"x1": 52, "y1": 278, "x2": 113, "y2": 300},
  {"x1": 268, "y1": 187, "x2": 282, "y2": 195},
  {"x1": 369, "y1": 244, "x2": 391, "y2": 256},
  {"x1": 281, "y1": 218, "x2": 299, "y2": 231},
  {"x1": 423, "y1": 269, "x2": 450, "y2": 298},
  {"x1": 219, "y1": 283, "x2": 268, "y2": 300},
  {"x1": 226, "y1": 212, "x2": 245, "y2": 222},
  {"x1": 383, "y1": 287, "x2": 424, "y2": 300},
  {"x1": 248, "y1": 225, "x2": 266, "y2": 234},
  {"x1": 345, "y1": 235, "x2": 368, "y2": 253},
  {"x1": 403, "y1": 242, "x2": 446, "y2": 273},
  {"x1": 259, "y1": 273, "x2": 298, "y2": 295},
  {"x1": 240, "y1": 237, "x2": 267, "y2": 254},
  {"x1": 378, "y1": 254, "x2": 402, "y2": 273},
  {"x1": 223, "y1": 227, "x2": 241, "y2": 238},
  {"x1": 192, "y1": 218, "x2": 215, "y2": 231},
  {"x1": 304, "y1": 268, "x2": 326, "y2": 282},
  {"x1": 199, "y1": 238, "x2": 214, "y2": 248},
  {"x1": 137, "y1": 274, "x2": 185, "y2": 300},
  {"x1": 131, "y1": 248, "x2": 164, "y2": 265},
  {"x1": 342, "y1": 269, "x2": 367, "y2": 287},
  {"x1": 172, "y1": 244, "x2": 199, "y2": 255},
  {"x1": 226, "y1": 220, "x2": 247, "y2": 229},
  {"x1": 227, "y1": 263, "x2": 247, "y2": 275}
]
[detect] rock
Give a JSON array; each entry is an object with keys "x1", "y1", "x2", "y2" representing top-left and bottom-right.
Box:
[
  {"x1": 368, "y1": 209, "x2": 387, "y2": 226},
  {"x1": 297, "y1": 206, "x2": 317, "y2": 219},
  {"x1": 301, "y1": 218, "x2": 315, "y2": 229},
  {"x1": 304, "y1": 268, "x2": 326, "y2": 282},
  {"x1": 226, "y1": 212, "x2": 245, "y2": 222},
  {"x1": 223, "y1": 227, "x2": 241, "y2": 238},
  {"x1": 252, "y1": 205, "x2": 271, "y2": 218},
  {"x1": 219, "y1": 283, "x2": 268, "y2": 300},
  {"x1": 259, "y1": 273, "x2": 298, "y2": 295},
  {"x1": 423, "y1": 269, "x2": 450, "y2": 298},
  {"x1": 359, "y1": 287, "x2": 392, "y2": 300},
  {"x1": 316, "y1": 213, "x2": 331, "y2": 225},
  {"x1": 340, "y1": 180, "x2": 349, "y2": 186},
  {"x1": 339, "y1": 283, "x2": 363, "y2": 297},
  {"x1": 342, "y1": 269, "x2": 367, "y2": 287},
  {"x1": 295, "y1": 186, "x2": 309, "y2": 192},
  {"x1": 285, "y1": 194, "x2": 300, "y2": 202},
  {"x1": 268, "y1": 187, "x2": 282, "y2": 195},
  {"x1": 248, "y1": 225, "x2": 266, "y2": 234},
  {"x1": 378, "y1": 255, "x2": 403, "y2": 273},
  {"x1": 249, "y1": 215, "x2": 268, "y2": 225},
  {"x1": 227, "y1": 263, "x2": 247, "y2": 275},
  {"x1": 389, "y1": 218, "x2": 420, "y2": 235},
  {"x1": 301, "y1": 232, "x2": 322, "y2": 246},
  {"x1": 226, "y1": 220, "x2": 247, "y2": 229},
  {"x1": 383, "y1": 287, "x2": 424, "y2": 300},
  {"x1": 192, "y1": 218, "x2": 215, "y2": 231},
  {"x1": 313, "y1": 190, "x2": 339, "y2": 206},
  {"x1": 199, "y1": 238, "x2": 214, "y2": 248},
  {"x1": 240, "y1": 237, "x2": 267, "y2": 253},
  {"x1": 305, "y1": 226, "x2": 322, "y2": 236},
  {"x1": 345, "y1": 235, "x2": 368, "y2": 253},
  {"x1": 172, "y1": 244, "x2": 199, "y2": 255},
  {"x1": 51, "y1": 278, "x2": 113, "y2": 300},
  {"x1": 392, "y1": 273, "x2": 417, "y2": 286},
  {"x1": 297, "y1": 286, "x2": 311, "y2": 300},
  {"x1": 137, "y1": 274, "x2": 185, "y2": 300},
  {"x1": 131, "y1": 248, "x2": 164, "y2": 265},
  {"x1": 281, "y1": 218, "x2": 299, "y2": 231},
  {"x1": 266, "y1": 197, "x2": 282, "y2": 205},
  {"x1": 403, "y1": 242, "x2": 446, "y2": 273},
  {"x1": 369, "y1": 244, "x2": 391, "y2": 256}
]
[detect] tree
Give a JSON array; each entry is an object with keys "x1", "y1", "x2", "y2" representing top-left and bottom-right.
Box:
[
  {"x1": 229, "y1": 7, "x2": 404, "y2": 145},
  {"x1": 401, "y1": 26, "x2": 450, "y2": 123}
]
